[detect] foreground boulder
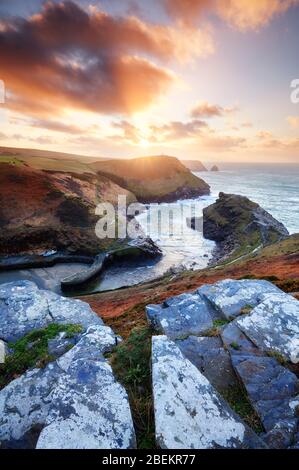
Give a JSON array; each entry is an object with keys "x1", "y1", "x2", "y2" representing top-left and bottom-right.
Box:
[
  {"x1": 147, "y1": 279, "x2": 299, "y2": 449},
  {"x1": 152, "y1": 336, "x2": 266, "y2": 449},
  {"x1": 221, "y1": 322, "x2": 299, "y2": 448},
  {"x1": 203, "y1": 192, "x2": 289, "y2": 262},
  {"x1": 146, "y1": 292, "x2": 218, "y2": 340},
  {"x1": 198, "y1": 278, "x2": 281, "y2": 319},
  {"x1": 0, "y1": 280, "x2": 103, "y2": 342},
  {"x1": 236, "y1": 292, "x2": 299, "y2": 363},
  {"x1": 146, "y1": 279, "x2": 282, "y2": 338},
  {"x1": 0, "y1": 281, "x2": 136, "y2": 449}
]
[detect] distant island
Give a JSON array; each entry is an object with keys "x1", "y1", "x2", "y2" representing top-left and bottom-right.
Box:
[{"x1": 211, "y1": 164, "x2": 219, "y2": 172}]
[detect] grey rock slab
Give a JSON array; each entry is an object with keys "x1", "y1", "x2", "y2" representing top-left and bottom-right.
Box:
[
  {"x1": 0, "y1": 280, "x2": 39, "y2": 299},
  {"x1": 0, "y1": 362, "x2": 60, "y2": 447},
  {"x1": 56, "y1": 324, "x2": 120, "y2": 372},
  {"x1": 199, "y1": 279, "x2": 281, "y2": 319},
  {"x1": 152, "y1": 335, "x2": 266, "y2": 449},
  {"x1": 44, "y1": 290, "x2": 104, "y2": 330},
  {"x1": 221, "y1": 322, "x2": 299, "y2": 448},
  {"x1": 0, "y1": 319, "x2": 134, "y2": 449},
  {"x1": 36, "y1": 360, "x2": 136, "y2": 449},
  {"x1": 175, "y1": 336, "x2": 238, "y2": 393},
  {"x1": 236, "y1": 292, "x2": 299, "y2": 363},
  {"x1": 47, "y1": 332, "x2": 77, "y2": 359},
  {"x1": 146, "y1": 293, "x2": 216, "y2": 340},
  {"x1": 0, "y1": 281, "x2": 104, "y2": 342},
  {"x1": 0, "y1": 284, "x2": 52, "y2": 342}
]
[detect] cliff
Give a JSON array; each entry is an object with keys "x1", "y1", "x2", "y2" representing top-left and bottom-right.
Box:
[
  {"x1": 90, "y1": 155, "x2": 210, "y2": 203},
  {"x1": 203, "y1": 192, "x2": 289, "y2": 262},
  {"x1": 181, "y1": 160, "x2": 208, "y2": 172},
  {"x1": 0, "y1": 161, "x2": 137, "y2": 256}
]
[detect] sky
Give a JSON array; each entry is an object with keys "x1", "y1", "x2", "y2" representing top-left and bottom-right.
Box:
[{"x1": 0, "y1": 0, "x2": 299, "y2": 164}]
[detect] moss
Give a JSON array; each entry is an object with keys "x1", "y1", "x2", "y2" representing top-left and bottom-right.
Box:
[
  {"x1": 240, "y1": 304, "x2": 254, "y2": 315},
  {"x1": 221, "y1": 384, "x2": 264, "y2": 434},
  {"x1": 203, "y1": 319, "x2": 230, "y2": 337},
  {"x1": 0, "y1": 157, "x2": 23, "y2": 166},
  {"x1": 110, "y1": 326, "x2": 155, "y2": 448},
  {"x1": 213, "y1": 319, "x2": 230, "y2": 328},
  {"x1": 267, "y1": 350, "x2": 287, "y2": 366},
  {"x1": 0, "y1": 323, "x2": 82, "y2": 389},
  {"x1": 230, "y1": 342, "x2": 241, "y2": 351}
]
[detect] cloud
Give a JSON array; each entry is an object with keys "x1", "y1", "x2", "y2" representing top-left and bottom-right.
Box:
[
  {"x1": 190, "y1": 101, "x2": 238, "y2": 118},
  {"x1": 0, "y1": 1, "x2": 214, "y2": 118},
  {"x1": 31, "y1": 119, "x2": 84, "y2": 134},
  {"x1": 150, "y1": 119, "x2": 207, "y2": 141},
  {"x1": 257, "y1": 130, "x2": 273, "y2": 139},
  {"x1": 112, "y1": 120, "x2": 141, "y2": 144},
  {"x1": 162, "y1": 0, "x2": 212, "y2": 25},
  {"x1": 217, "y1": 0, "x2": 299, "y2": 31},
  {"x1": 287, "y1": 116, "x2": 299, "y2": 129},
  {"x1": 162, "y1": 0, "x2": 299, "y2": 30},
  {"x1": 199, "y1": 134, "x2": 247, "y2": 151}
]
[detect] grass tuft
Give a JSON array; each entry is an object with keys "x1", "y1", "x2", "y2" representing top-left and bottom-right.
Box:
[
  {"x1": 110, "y1": 326, "x2": 155, "y2": 448},
  {"x1": 0, "y1": 323, "x2": 82, "y2": 389}
]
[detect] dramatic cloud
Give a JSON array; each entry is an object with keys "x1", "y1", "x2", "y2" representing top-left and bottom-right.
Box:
[
  {"x1": 0, "y1": 1, "x2": 212, "y2": 118},
  {"x1": 162, "y1": 0, "x2": 299, "y2": 30},
  {"x1": 190, "y1": 101, "x2": 237, "y2": 119},
  {"x1": 162, "y1": 0, "x2": 212, "y2": 25},
  {"x1": 217, "y1": 0, "x2": 299, "y2": 31}
]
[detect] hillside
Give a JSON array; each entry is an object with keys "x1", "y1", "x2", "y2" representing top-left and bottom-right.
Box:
[
  {"x1": 0, "y1": 153, "x2": 210, "y2": 258},
  {"x1": 0, "y1": 161, "x2": 136, "y2": 256},
  {"x1": 182, "y1": 160, "x2": 208, "y2": 172},
  {"x1": 91, "y1": 155, "x2": 210, "y2": 202},
  {"x1": 0, "y1": 146, "x2": 108, "y2": 174}
]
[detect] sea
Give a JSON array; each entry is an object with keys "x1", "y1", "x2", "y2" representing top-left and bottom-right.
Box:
[
  {"x1": 88, "y1": 163, "x2": 299, "y2": 292},
  {"x1": 0, "y1": 163, "x2": 298, "y2": 293}
]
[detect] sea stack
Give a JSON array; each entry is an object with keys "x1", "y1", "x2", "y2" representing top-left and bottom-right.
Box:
[{"x1": 211, "y1": 165, "x2": 219, "y2": 172}]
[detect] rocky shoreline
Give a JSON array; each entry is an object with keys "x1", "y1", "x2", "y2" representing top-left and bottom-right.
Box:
[{"x1": 203, "y1": 192, "x2": 289, "y2": 264}]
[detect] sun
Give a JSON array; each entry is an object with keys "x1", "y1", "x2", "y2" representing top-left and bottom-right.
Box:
[{"x1": 139, "y1": 138, "x2": 151, "y2": 148}]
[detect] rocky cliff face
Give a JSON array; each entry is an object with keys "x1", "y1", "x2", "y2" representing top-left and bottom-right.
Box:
[
  {"x1": 0, "y1": 162, "x2": 141, "y2": 257},
  {"x1": 203, "y1": 192, "x2": 289, "y2": 263},
  {"x1": 181, "y1": 160, "x2": 208, "y2": 172},
  {"x1": 91, "y1": 155, "x2": 210, "y2": 203}
]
